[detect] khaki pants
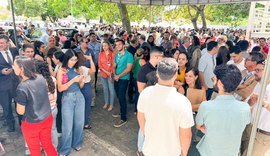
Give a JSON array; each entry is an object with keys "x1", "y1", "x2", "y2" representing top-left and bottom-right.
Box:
[
  {"x1": 251, "y1": 132, "x2": 270, "y2": 156},
  {"x1": 241, "y1": 124, "x2": 252, "y2": 155}
]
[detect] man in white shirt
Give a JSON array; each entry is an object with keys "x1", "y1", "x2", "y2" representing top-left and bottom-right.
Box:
[
  {"x1": 247, "y1": 60, "x2": 270, "y2": 156},
  {"x1": 40, "y1": 28, "x2": 53, "y2": 46},
  {"x1": 227, "y1": 45, "x2": 246, "y2": 72},
  {"x1": 199, "y1": 41, "x2": 218, "y2": 100},
  {"x1": 137, "y1": 58, "x2": 194, "y2": 156}
]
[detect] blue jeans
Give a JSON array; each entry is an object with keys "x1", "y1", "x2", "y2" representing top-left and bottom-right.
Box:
[
  {"x1": 114, "y1": 79, "x2": 129, "y2": 121},
  {"x1": 137, "y1": 129, "x2": 145, "y2": 152},
  {"x1": 81, "y1": 83, "x2": 92, "y2": 125},
  {"x1": 101, "y1": 77, "x2": 115, "y2": 106},
  {"x1": 51, "y1": 108, "x2": 58, "y2": 149},
  {"x1": 60, "y1": 90, "x2": 85, "y2": 155}
]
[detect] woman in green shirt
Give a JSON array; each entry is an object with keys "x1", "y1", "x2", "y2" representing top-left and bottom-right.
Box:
[{"x1": 132, "y1": 47, "x2": 149, "y2": 114}]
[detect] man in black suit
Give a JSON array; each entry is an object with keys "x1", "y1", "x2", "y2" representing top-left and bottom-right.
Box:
[
  {"x1": 0, "y1": 34, "x2": 19, "y2": 132},
  {"x1": 179, "y1": 36, "x2": 191, "y2": 54}
]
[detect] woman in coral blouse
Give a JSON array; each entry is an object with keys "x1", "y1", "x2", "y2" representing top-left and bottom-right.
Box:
[{"x1": 98, "y1": 41, "x2": 116, "y2": 111}]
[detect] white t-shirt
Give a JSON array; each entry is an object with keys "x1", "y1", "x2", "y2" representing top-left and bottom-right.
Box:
[
  {"x1": 137, "y1": 84, "x2": 194, "y2": 156},
  {"x1": 227, "y1": 58, "x2": 246, "y2": 72},
  {"x1": 81, "y1": 66, "x2": 91, "y2": 83},
  {"x1": 252, "y1": 83, "x2": 270, "y2": 132}
]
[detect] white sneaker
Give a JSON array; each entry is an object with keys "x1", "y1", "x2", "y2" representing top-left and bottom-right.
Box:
[
  {"x1": 91, "y1": 101, "x2": 95, "y2": 107},
  {"x1": 57, "y1": 133, "x2": 62, "y2": 138}
]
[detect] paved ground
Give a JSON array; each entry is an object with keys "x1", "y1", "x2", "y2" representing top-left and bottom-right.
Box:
[{"x1": 0, "y1": 82, "x2": 200, "y2": 156}]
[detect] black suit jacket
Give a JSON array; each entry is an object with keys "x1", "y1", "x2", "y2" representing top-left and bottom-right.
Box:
[
  {"x1": 0, "y1": 48, "x2": 19, "y2": 92},
  {"x1": 178, "y1": 45, "x2": 187, "y2": 53}
]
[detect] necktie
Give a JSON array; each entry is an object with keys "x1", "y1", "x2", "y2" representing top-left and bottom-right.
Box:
[{"x1": 5, "y1": 51, "x2": 13, "y2": 65}]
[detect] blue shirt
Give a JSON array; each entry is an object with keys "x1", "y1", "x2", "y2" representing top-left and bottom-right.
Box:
[
  {"x1": 114, "y1": 50, "x2": 134, "y2": 80},
  {"x1": 195, "y1": 95, "x2": 250, "y2": 156},
  {"x1": 66, "y1": 68, "x2": 80, "y2": 92},
  {"x1": 88, "y1": 41, "x2": 101, "y2": 65},
  {"x1": 74, "y1": 47, "x2": 94, "y2": 68}
]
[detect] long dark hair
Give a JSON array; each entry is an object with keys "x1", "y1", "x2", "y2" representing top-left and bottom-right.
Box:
[
  {"x1": 53, "y1": 51, "x2": 65, "y2": 63},
  {"x1": 34, "y1": 60, "x2": 55, "y2": 94},
  {"x1": 192, "y1": 36, "x2": 200, "y2": 46},
  {"x1": 34, "y1": 41, "x2": 44, "y2": 56},
  {"x1": 177, "y1": 51, "x2": 190, "y2": 74},
  {"x1": 184, "y1": 67, "x2": 202, "y2": 89},
  {"x1": 15, "y1": 56, "x2": 37, "y2": 79},
  {"x1": 147, "y1": 35, "x2": 155, "y2": 47},
  {"x1": 217, "y1": 46, "x2": 229, "y2": 65},
  {"x1": 170, "y1": 48, "x2": 179, "y2": 58},
  {"x1": 62, "y1": 49, "x2": 79, "y2": 69}
]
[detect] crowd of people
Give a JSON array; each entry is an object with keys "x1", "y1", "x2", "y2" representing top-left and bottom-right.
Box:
[{"x1": 0, "y1": 22, "x2": 270, "y2": 156}]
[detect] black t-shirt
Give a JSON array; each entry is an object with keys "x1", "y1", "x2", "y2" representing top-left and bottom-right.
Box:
[
  {"x1": 15, "y1": 74, "x2": 51, "y2": 123},
  {"x1": 137, "y1": 62, "x2": 158, "y2": 87},
  {"x1": 126, "y1": 45, "x2": 137, "y2": 56}
]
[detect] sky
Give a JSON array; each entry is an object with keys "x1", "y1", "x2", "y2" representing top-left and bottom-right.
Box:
[{"x1": 0, "y1": 0, "x2": 8, "y2": 7}]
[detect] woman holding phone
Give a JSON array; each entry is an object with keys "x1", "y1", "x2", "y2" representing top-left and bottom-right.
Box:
[{"x1": 57, "y1": 49, "x2": 85, "y2": 156}]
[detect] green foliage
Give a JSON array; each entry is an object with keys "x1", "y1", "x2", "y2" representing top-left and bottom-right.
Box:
[
  {"x1": 46, "y1": 0, "x2": 70, "y2": 21},
  {"x1": 205, "y1": 3, "x2": 250, "y2": 26},
  {"x1": 10, "y1": 0, "x2": 251, "y2": 27},
  {"x1": 9, "y1": 0, "x2": 25, "y2": 16},
  {"x1": 8, "y1": 0, "x2": 47, "y2": 17}
]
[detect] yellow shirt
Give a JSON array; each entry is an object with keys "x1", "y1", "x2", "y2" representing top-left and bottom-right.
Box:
[{"x1": 176, "y1": 67, "x2": 186, "y2": 83}]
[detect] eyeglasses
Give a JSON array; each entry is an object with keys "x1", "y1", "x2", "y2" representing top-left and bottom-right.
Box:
[
  {"x1": 254, "y1": 68, "x2": 264, "y2": 73},
  {"x1": 84, "y1": 41, "x2": 89, "y2": 44}
]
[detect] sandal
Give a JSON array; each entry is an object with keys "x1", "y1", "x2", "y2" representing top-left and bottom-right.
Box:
[
  {"x1": 103, "y1": 104, "x2": 108, "y2": 109},
  {"x1": 84, "y1": 125, "x2": 92, "y2": 129},
  {"x1": 107, "y1": 105, "x2": 113, "y2": 112}
]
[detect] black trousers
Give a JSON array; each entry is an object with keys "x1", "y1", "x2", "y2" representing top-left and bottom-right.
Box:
[
  {"x1": 56, "y1": 91, "x2": 62, "y2": 133},
  {"x1": 0, "y1": 90, "x2": 15, "y2": 129},
  {"x1": 114, "y1": 79, "x2": 129, "y2": 121}
]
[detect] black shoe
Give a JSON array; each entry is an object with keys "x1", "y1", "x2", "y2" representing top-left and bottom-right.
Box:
[
  {"x1": 0, "y1": 116, "x2": 4, "y2": 121},
  {"x1": 7, "y1": 125, "x2": 15, "y2": 132},
  {"x1": 2, "y1": 121, "x2": 7, "y2": 127},
  {"x1": 0, "y1": 137, "x2": 6, "y2": 143}
]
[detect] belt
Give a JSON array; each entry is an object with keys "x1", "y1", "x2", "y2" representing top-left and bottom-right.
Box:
[{"x1": 257, "y1": 128, "x2": 270, "y2": 136}]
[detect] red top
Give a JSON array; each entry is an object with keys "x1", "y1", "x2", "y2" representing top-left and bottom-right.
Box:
[
  {"x1": 262, "y1": 45, "x2": 269, "y2": 55},
  {"x1": 98, "y1": 51, "x2": 115, "y2": 78}
]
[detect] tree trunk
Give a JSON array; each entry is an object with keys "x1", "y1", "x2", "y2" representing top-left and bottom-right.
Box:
[
  {"x1": 117, "y1": 3, "x2": 131, "y2": 34},
  {"x1": 191, "y1": 19, "x2": 198, "y2": 30},
  {"x1": 200, "y1": 5, "x2": 207, "y2": 29},
  {"x1": 99, "y1": 16, "x2": 103, "y2": 24},
  {"x1": 188, "y1": 5, "x2": 199, "y2": 30},
  {"x1": 41, "y1": 14, "x2": 47, "y2": 21}
]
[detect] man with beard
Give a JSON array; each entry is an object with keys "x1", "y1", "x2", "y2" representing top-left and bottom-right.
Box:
[
  {"x1": 137, "y1": 46, "x2": 164, "y2": 93},
  {"x1": 245, "y1": 60, "x2": 270, "y2": 156},
  {"x1": 112, "y1": 39, "x2": 134, "y2": 128},
  {"x1": 195, "y1": 64, "x2": 250, "y2": 156}
]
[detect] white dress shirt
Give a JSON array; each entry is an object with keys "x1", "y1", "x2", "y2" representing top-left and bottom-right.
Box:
[{"x1": 1, "y1": 50, "x2": 13, "y2": 64}]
